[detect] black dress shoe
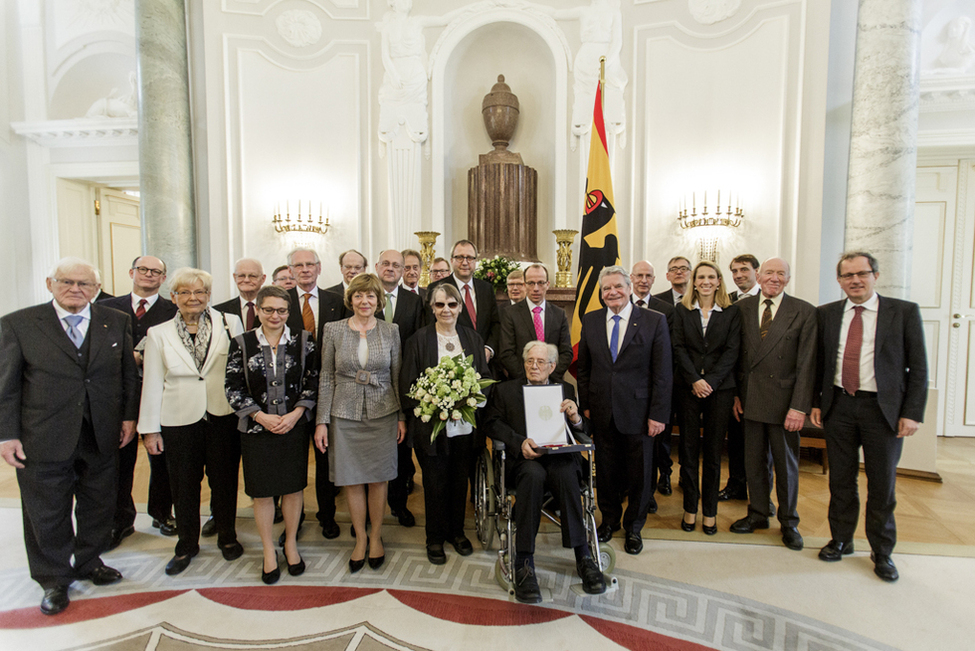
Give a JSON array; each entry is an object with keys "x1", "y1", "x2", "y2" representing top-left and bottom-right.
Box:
[
  {"x1": 40, "y1": 586, "x2": 69, "y2": 615},
  {"x1": 818, "y1": 540, "x2": 854, "y2": 562},
  {"x1": 647, "y1": 497, "x2": 658, "y2": 514},
  {"x1": 221, "y1": 541, "x2": 244, "y2": 561},
  {"x1": 717, "y1": 484, "x2": 748, "y2": 501},
  {"x1": 450, "y1": 535, "x2": 473, "y2": 556},
  {"x1": 288, "y1": 556, "x2": 306, "y2": 576},
  {"x1": 730, "y1": 515, "x2": 770, "y2": 533},
  {"x1": 165, "y1": 549, "x2": 199, "y2": 576},
  {"x1": 513, "y1": 562, "x2": 543, "y2": 604},
  {"x1": 108, "y1": 525, "x2": 135, "y2": 550},
  {"x1": 262, "y1": 557, "x2": 281, "y2": 585},
  {"x1": 426, "y1": 543, "x2": 446, "y2": 565},
  {"x1": 201, "y1": 516, "x2": 217, "y2": 537},
  {"x1": 702, "y1": 522, "x2": 718, "y2": 536},
  {"x1": 86, "y1": 565, "x2": 123, "y2": 586},
  {"x1": 320, "y1": 518, "x2": 340, "y2": 540},
  {"x1": 657, "y1": 474, "x2": 672, "y2": 496},
  {"x1": 623, "y1": 531, "x2": 643, "y2": 555},
  {"x1": 596, "y1": 523, "x2": 619, "y2": 543},
  {"x1": 769, "y1": 501, "x2": 777, "y2": 518},
  {"x1": 576, "y1": 557, "x2": 607, "y2": 595},
  {"x1": 871, "y1": 553, "x2": 899, "y2": 582},
  {"x1": 781, "y1": 526, "x2": 804, "y2": 551},
  {"x1": 391, "y1": 508, "x2": 416, "y2": 527},
  {"x1": 681, "y1": 518, "x2": 696, "y2": 532},
  {"x1": 368, "y1": 553, "x2": 385, "y2": 570},
  {"x1": 153, "y1": 518, "x2": 178, "y2": 536},
  {"x1": 349, "y1": 556, "x2": 366, "y2": 573}
]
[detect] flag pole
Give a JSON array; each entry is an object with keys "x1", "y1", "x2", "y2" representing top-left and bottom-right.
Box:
[{"x1": 599, "y1": 56, "x2": 606, "y2": 110}]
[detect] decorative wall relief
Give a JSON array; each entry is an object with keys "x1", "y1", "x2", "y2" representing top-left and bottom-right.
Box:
[
  {"x1": 543, "y1": 0, "x2": 627, "y2": 147},
  {"x1": 85, "y1": 70, "x2": 138, "y2": 118},
  {"x1": 275, "y1": 9, "x2": 323, "y2": 48},
  {"x1": 933, "y1": 16, "x2": 975, "y2": 75},
  {"x1": 688, "y1": 0, "x2": 742, "y2": 26}
]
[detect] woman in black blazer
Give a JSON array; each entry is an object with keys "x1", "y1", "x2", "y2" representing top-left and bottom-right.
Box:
[
  {"x1": 672, "y1": 261, "x2": 741, "y2": 535},
  {"x1": 400, "y1": 283, "x2": 491, "y2": 565}
]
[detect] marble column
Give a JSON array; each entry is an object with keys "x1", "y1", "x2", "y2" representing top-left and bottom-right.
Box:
[
  {"x1": 844, "y1": 0, "x2": 922, "y2": 298},
  {"x1": 135, "y1": 0, "x2": 197, "y2": 270}
]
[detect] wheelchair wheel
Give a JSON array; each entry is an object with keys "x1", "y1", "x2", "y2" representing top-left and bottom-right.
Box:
[
  {"x1": 474, "y1": 448, "x2": 496, "y2": 550},
  {"x1": 495, "y1": 557, "x2": 514, "y2": 595},
  {"x1": 597, "y1": 542, "x2": 616, "y2": 573}
]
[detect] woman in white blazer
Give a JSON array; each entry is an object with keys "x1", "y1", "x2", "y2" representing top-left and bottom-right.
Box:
[{"x1": 138, "y1": 268, "x2": 245, "y2": 576}]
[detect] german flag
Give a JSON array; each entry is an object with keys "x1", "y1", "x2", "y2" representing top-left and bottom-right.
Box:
[{"x1": 569, "y1": 81, "x2": 621, "y2": 376}]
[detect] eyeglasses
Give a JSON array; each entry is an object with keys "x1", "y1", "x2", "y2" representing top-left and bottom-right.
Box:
[
  {"x1": 53, "y1": 278, "x2": 96, "y2": 290},
  {"x1": 259, "y1": 307, "x2": 289, "y2": 316},
  {"x1": 430, "y1": 269, "x2": 450, "y2": 277},
  {"x1": 133, "y1": 266, "x2": 165, "y2": 277},
  {"x1": 433, "y1": 301, "x2": 459, "y2": 309},
  {"x1": 525, "y1": 359, "x2": 552, "y2": 368},
  {"x1": 452, "y1": 255, "x2": 476, "y2": 263},
  {"x1": 838, "y1": 271, "x2": 875, "y2": 280},
  {"x1": 668, "y1": 266, "x2": 691, "y2": 273},
  {"x1": 175, "y1": 290, "x2": 209, "y2": 298},
  {"x1": 234, "y1": 273, "x2": 262, "y2": 280}
]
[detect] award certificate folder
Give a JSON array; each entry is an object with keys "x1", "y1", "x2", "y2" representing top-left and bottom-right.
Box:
[{"x1": 523, "y1": 385, "x2": 569, "y2": 446}]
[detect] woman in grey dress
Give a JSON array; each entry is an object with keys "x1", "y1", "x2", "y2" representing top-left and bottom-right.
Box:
[{"x1": 314, "y1": 273, "x2": 405, "y2": 573}]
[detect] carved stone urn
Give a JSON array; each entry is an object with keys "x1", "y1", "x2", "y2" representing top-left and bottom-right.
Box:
[{"x1": 480, "y1": 75, "x2": 522, "y2": 164}]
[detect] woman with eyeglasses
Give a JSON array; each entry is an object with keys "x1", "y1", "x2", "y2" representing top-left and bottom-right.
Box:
[
  {"x1": 400, "y1": 283, "x2": 491, "y2": 565},
  {"x1": 671, "y1": 261, "x2": 741, "y2": 535},
  {"x1": 224, "y1": 285, "x2": 318, "y2": 584},
  {"x1": 138, "y1": 268, "x2": 245, "y2": 576},
  {"x1": 315, "y1": 273, "x2": 406, "y2": 573}
]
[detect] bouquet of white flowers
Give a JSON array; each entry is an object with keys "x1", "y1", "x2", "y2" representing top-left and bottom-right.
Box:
[{"x1": 407, "y1": 353, "x2": 496, "y2": 443}]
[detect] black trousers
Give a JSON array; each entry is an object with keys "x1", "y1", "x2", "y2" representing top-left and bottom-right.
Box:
[
  {"x1": 17, "y1": 420, "x2": 115, "y2": 589},
  {"x1": 594, "y1": 418, "x2": 655, "y2": 534},
  {"x1": 162, "y1": 414, "x2": 240, "y2": 557},
  {"x1": 510, "y1": 454, "x2": 587, "y2": 555},
  {"x1": 824, "y1": 391, "x2": 903, "y2": 556},
  {"x1": 744, "y1": 419, "x2": 800, "y2": 527},
  {"x1": 387, "y1": 439, "x2": 415, "y2": 512},
  {"x1": 416, "y1": 434, "x2": 473, "y2": 546},
  {"x1": 678, "y1": 388, "x2": 733, "y2": 517},
  {"x1": 313, "y1": 420, "x2": 337, "y2": 525},
  {"x1": 114, "y1": 436, "x2": 173, "y2": 529}
]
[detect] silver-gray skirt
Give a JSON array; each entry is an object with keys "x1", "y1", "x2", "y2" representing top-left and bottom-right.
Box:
[{"x1": 328, "y1": 412, "x2": 398, "y2": 486}]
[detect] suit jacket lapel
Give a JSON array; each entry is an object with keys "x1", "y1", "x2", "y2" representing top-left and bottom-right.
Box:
[
  {"x1": 616, "y1": 308, "x2": 641, "y2": 359},
  {"x1": 200, "y1": 309, "x2": 226, "y2": 377},
  {"x1": 36, "y1": 305, "x2": 82, "y2": 362},
  {"x1": 87, "y1": 308, "x2": 110, "y2": 361},
  {"x1": 874, "y1": 296, "x2": 891, "y2": 352},
  {"x1": 756, "y1": 295, "x2": 795, "y2": 358},
  {"x1": 543, "y1": 305, "x2": 559, "y2": 342}
]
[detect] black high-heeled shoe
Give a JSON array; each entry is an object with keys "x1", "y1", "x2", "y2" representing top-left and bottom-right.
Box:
[
  {"x1": 702, "y1": 522, "x2": 718, "y2": 536},
  {"x1": 349, "y1": 541, "x2": 367, "y2": 574},
  {"x1": 287, "y1": 555, "x2": 306, "y2": 576},
  {"x1": 368, "y1": 539, "x2": 385, "y2": 570},
  {"x1": 681, "y1": 513, "x2": 696, "y2": 532},
  {"x1": 262, "y1": 555, "x2": 281, "y2": 584}
]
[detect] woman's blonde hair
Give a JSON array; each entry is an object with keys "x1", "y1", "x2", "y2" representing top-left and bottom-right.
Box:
[{"x1": 680, "y1": 261, "x2": 731, "y2": 309}]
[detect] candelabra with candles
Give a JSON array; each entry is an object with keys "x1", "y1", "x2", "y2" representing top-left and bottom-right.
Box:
[
  {"x1": 677, "y1": 191, "x2": 744, "y2": 229},
  {"x1": 272, "y1": 201, "x2": 330, "y2": 236}
]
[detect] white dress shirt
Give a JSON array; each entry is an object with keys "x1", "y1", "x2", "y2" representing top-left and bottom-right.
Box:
[
  {"x1": 298, "y1": 285, "x2": 320, "y2": 332},
  {"x1": 384, "y1": 285, "x2": 400, "y2": 317},
  {"x1": 632, "y1": 292, "x2": 652, "y2": 308},
  {"x1": 453, "y1": 277, "x2": 477, "y2": 315},
  {"x1": 257, "y1": 324, "x2": 291, "y2": 367},
  {"x1": 833, "y1": 292, "x2": 879, "y2": 392},
  {"x1": 53, "y1": 300, "x2": 91, "y2": 340},
  {"x1": 692, "y1": 301, "x2": 723, "y2": 335},
  {"x1": 605, "y1": 301, "x2": 633, "y2": 355},
  {"x1": 131, "y1": 292, "x2": 160, "y2": 313},
  {"x1": 757, "y1": 291, "x2": 785, "y2": 325}
]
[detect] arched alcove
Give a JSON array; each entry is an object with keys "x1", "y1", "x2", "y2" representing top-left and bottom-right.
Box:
[{"x1": 430, "y1": 9, "x2": 569, "y2": 264}]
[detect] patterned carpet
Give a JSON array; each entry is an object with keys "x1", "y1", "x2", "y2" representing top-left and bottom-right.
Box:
[{"x1": 0, "y1": 535, "x2": 909, "y2": 651}]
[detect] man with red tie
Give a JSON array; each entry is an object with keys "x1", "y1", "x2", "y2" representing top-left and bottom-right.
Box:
[
  {"x1": 498, "y1": 264, "x2": 572, "y2": 383},
  {"x1": 811, "y1": 252, "x2": 927, "y2": 582},
  {"x1": 214, "y1": 258, "x2": 266, "y2": 331}
]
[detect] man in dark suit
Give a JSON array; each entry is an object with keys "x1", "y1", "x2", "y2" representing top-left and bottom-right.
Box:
[
  {"x1": 401, "y1": 249, "x2": 426, "y2": 301},
  {"x1": 325, "y1": 249, "x2": 368, "y2": 306},
  {"x1": 577, "y1": 266, "x2": 672, "y2": 555},
  {"x1": 0, "y1": 258, "x2": 139, "y2": 615},
  {"x1": 631, "y1": 260, "x2": 675, "y2": 499},
  {"x1": 720, "y1": 253, "x2": 762, "y2": 502},
  {"x1": 213, "y1": 258, "x2": 266, "y2": 330},
  {"x1": 730, "y1": 257, "x2": 816, "y2": 552},
  {"x1": 429, "y1": 240, "x2": 501, "y2": 364},
  {"x1": 101, "y1": 255, "x2": 179, "y2": 548},
  {"x1": 272, "y1": 264, "x2": 296, "y2": 290},
  {"x1": 810, "y1": 252, "x2": 927, "y2": 582},
  {"x1": 285, "y1": 247, "x2": 345, "y2": 539},
  {"x1": 499, "y1": 264, "x2": 572, "y2": 382},
  {"x1": 653, "y1": 256, "x2": 691, "y2": 306},
  {"x1": 504, "y1": 269, "x2": 526, "y2": 307},
  {"x1": 376, "y1": 249, "x2": 424, "y2": 526},
  {"x1": 484, "y1": 342, "x2": 606, "y2": 603}
]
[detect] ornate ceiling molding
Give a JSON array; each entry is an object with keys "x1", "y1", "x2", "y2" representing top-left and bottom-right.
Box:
[
  {"x1": 919, "y1": 75, "x2": 975, "y2": 113},
  {"x1": 11, "y1": 118, "x2": 138, "y2": 148}
]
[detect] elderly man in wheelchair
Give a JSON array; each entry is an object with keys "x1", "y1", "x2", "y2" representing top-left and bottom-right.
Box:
[{"x1": 480, "y1": 341, "x2": 608, "y2": 604}]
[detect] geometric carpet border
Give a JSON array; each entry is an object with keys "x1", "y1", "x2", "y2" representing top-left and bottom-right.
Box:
[{"x1": 0, "y1": 543, "x2": 901, "y2": 651}]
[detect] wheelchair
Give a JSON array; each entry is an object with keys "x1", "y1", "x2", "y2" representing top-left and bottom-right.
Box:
[{"x1": 473, "y1": 429, "x2": 617, "y2": 596}]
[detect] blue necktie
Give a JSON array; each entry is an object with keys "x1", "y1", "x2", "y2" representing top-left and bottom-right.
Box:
[
  {"x1": 64, "y1": 314, "x2": 84, "y2": 348},
  {"x1": 610, "y1": 315, "x2": 621, "y2": 363}
]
